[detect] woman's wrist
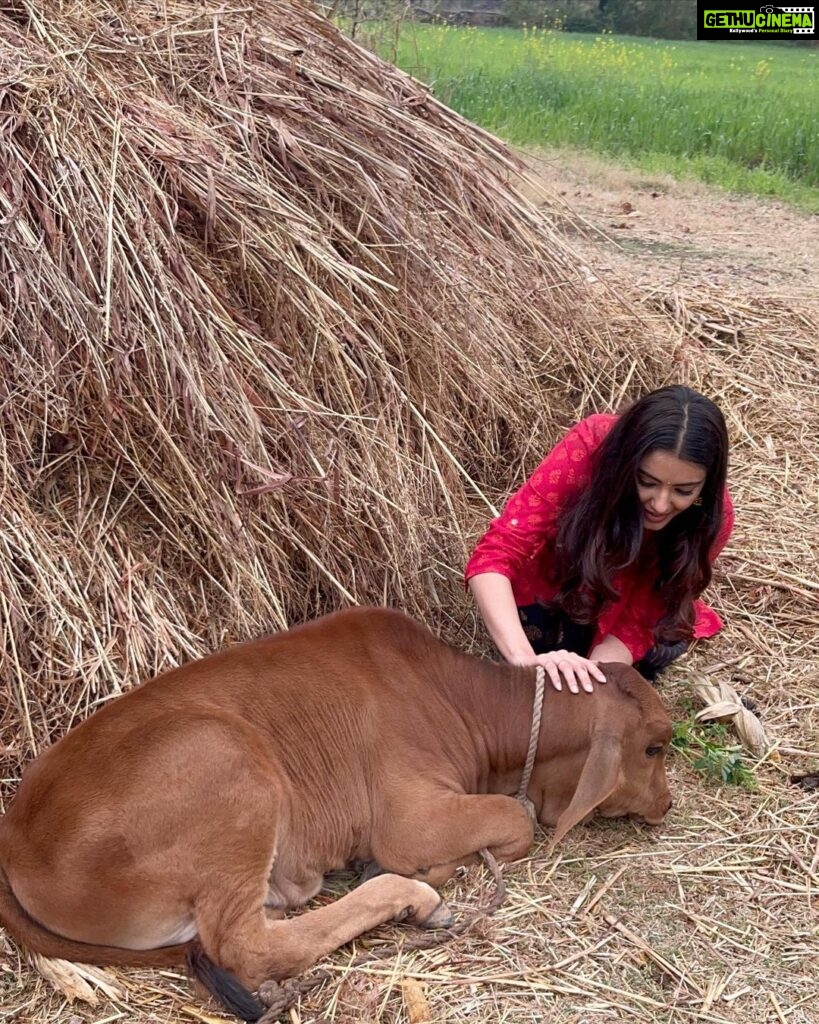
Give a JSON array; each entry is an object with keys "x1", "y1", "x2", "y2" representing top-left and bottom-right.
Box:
[{"x1": 506, "y1": 646, "x2": 536, "y2": 666}]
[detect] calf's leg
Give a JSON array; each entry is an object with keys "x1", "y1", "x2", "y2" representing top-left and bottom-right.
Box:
[
  {"x1": 375, "y1": 792, "x2": 534, "y2": 887},
  {"x1": 197, "y1": 873, "x2": 451, "y2": 989},
  {"x1": 187, "y1": 756, "x2": 451, "y2": 989}
]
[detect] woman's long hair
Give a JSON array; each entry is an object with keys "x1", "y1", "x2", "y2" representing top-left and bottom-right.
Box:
[{"x1": 550, "y1": 386, "x2": 729, "y2": 645}]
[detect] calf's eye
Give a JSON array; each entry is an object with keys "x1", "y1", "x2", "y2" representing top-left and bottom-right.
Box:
[{"x1": 645, "y1": 745, "x2": 663, "y2": 757}]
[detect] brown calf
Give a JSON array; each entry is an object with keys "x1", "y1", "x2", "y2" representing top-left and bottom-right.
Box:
[{"x1": 0, "y1": 607, "x2": 672, "y2": 1017}]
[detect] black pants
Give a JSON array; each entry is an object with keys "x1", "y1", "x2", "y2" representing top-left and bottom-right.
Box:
[{"x1": 517, "y1": 604, "x2": 687, "y2": 683}]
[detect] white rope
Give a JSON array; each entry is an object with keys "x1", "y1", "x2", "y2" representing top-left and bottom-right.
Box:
[{"x1": 516, "y1": 666, "x2": 545, "y2": 818}]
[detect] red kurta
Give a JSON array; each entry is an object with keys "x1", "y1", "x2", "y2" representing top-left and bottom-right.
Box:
[{"x1": 465, "y1": 414, "x2": 734, "y2": 661}]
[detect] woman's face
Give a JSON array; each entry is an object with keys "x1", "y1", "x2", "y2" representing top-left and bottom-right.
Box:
[{"x1": 637, "y1": 450, "x2": 707, "y2": 531}]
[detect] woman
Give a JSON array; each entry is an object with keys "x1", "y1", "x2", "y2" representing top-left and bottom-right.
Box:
[{"x1": 466, "y1": 386, "x2": 733, "y2": 693}]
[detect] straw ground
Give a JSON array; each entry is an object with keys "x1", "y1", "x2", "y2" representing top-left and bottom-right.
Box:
[{"x1": 1, "y1": 2, "x2": 817, "y2": 1022}]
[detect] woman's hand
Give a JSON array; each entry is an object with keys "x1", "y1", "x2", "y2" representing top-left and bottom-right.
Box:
[{"x1": 510, "y1": 650, "x2": 606, "y2": 694}]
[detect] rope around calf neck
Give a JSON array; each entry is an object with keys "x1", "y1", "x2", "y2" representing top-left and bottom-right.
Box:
[
  {"x1": 255, "y1": 850, "x2": 506, "y2": 1022},
  {"x1": 516, "y1": 666, "x2": 545, "y2": 817}
]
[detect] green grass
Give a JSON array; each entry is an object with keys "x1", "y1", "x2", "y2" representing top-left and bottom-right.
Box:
[
  {"x1": 672, "y1": 712, "x2": 758, "y2": 790},
  {"x1": 378, "y1": 25, "x2": 819, "y2": 211}
]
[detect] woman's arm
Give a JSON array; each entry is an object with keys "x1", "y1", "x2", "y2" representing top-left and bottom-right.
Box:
[
  {"x1": 466, "y1": 418, "x2": 618, "y2": 693},
  {"x1": 464, "y1": 417, "x2": 613, "y2": 588},
  {"x1": 468, "y1": 572, "x2": 536, "y2": 664},
  {"x1": 469, "y1": 572, "x2": 607, "y2": 694},
  {"x1": 589, "y1": 634, "x2": 633, "y2": 665}
]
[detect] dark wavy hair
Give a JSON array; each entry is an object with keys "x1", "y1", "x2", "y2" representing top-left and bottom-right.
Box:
[{"x1": 549, "y1": 386, "x2": 729, "y2": 646}]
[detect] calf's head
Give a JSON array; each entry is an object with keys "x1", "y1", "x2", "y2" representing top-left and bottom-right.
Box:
[{"x1": 536, "y1": 662, "x2": 673, "y2": 848}]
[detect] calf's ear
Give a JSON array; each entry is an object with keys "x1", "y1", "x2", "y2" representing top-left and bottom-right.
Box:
[{"x1": 549, "y1": 732, "x2": 622, "y2": 850}]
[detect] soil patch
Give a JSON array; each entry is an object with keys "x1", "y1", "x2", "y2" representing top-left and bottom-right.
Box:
[{"x1": 520, "y1": 148, "x2": 818, "y2": 303}]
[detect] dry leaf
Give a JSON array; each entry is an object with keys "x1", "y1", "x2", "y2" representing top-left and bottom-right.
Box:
[
  {"x1": 400, "y1": 977, "x2": 432, "y2": 1024},
  {"x1": 31, "y1": 954, "x2": 125, "y2": 1005},
  {"x1": 696, "y1": 699, "x2": 742, "y2": 722},
  {"x1": 31, "y1": 955, "x2": 100, "y2": 1005}
]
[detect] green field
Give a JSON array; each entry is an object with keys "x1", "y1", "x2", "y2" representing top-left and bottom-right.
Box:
[{"x1": 381, "y1": 26, "x2": 819, "y2": 210}]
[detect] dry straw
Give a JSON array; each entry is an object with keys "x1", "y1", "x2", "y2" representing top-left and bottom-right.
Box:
[{"x1": 1, "y1": 1, "x2": 818, "y2": 1023}]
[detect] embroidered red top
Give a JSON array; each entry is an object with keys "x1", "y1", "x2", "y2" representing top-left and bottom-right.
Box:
[{"x1": 464, "y1": 414, "x2": 734, "y2": 661}]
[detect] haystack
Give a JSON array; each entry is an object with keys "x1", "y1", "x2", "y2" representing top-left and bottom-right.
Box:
[
  {"x1": 2, "y1": 1, "x2": 819, "y2": 1022},
  {"x1": 0, "y1": 0, "x2": 670, "y2": 738}
]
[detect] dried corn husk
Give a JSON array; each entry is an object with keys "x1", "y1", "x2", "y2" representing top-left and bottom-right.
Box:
[{"x1": 688, "y1": 672, "x2": 774, "y2": 759}]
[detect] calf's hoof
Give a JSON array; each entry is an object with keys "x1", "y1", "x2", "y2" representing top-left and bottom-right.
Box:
[
  {"x1": 419, "y1": 899, "x2": 454, "y2": 930},
  {"x1": 394, "y1": 897, "x2": 453, "y2": 929}
]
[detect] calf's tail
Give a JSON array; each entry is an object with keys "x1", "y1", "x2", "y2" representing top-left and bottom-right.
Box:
[
  {"x1": 186, "y1": 946, "x2": 267, "y2": 1021},
  {"x1": 0, "y1": 861, "x2": 264, "y2": 1021}
]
